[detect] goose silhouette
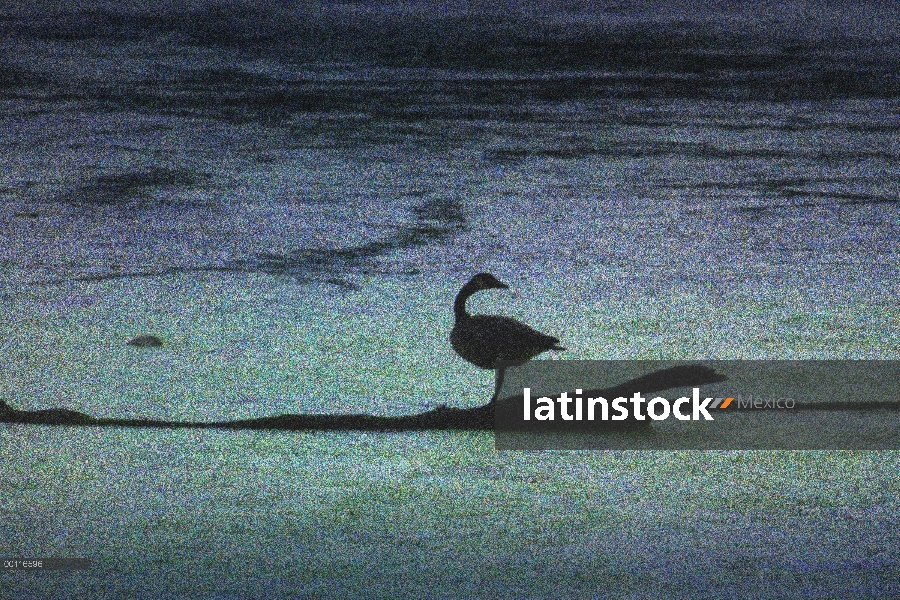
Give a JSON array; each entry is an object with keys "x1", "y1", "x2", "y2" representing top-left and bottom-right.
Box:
[{"x1": 450, "y1": 273, "x2": 565, "y2": 404}]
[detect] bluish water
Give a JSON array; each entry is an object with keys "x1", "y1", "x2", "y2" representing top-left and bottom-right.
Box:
[{"x1": 1, "y1": 1, "x2": 899, "y2": 597}]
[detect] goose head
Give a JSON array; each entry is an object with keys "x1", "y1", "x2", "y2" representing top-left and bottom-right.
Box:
[{"x1": 465, "y1": 272, "x2": 509, "y2": 293}]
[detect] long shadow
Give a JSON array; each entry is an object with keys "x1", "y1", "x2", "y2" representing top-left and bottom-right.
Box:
[
  {"x1": 0, "y1": 365, "x2": 727, "y2": 432},
  {"x1": 3, "y1": 365, "x2": 896, "y2": 432}
]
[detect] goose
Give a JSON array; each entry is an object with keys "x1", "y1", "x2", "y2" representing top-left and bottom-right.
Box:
[{"x1": 450, "y1": 273, "x2": 565, "y2": 404}]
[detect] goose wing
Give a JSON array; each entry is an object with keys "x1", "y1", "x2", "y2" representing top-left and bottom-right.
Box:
[{"x1": 471, "y1": 314, "x2": 563, "y2": 360}]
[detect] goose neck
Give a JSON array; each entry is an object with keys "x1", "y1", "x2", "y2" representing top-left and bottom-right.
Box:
[{"x1": 454, "y1": 285, "x2": 475, "y2": 322}]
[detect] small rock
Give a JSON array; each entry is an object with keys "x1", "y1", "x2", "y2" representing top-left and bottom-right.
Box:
[{"x1": 127, "y1": 335, "x2": 163, "y2": 348}]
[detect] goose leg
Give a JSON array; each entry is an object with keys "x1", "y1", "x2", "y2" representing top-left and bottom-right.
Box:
[{"x1": 490, "y1": 364, "x2": 508, "y2": 405}]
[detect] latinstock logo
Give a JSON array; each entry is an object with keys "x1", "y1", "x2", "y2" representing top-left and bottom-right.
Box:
[
  {"x1": 521, "y1": 387, "x2": 741, "y2": 422},
  {"x1": 494, "y1": 360, "x2": 900, "y2": 450}
]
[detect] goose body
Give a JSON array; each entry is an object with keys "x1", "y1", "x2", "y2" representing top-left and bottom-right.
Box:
[
  {"x1": 450, "y1": 273, "x2": 564, "y2": 403},
  {"x1": 451, "y1": 314, "x2": 562, "y2": 369}
]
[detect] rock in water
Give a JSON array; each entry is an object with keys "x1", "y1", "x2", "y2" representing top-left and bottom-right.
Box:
[{"x1": 127, "y1": 335, "x2": 163, "y2": 348}]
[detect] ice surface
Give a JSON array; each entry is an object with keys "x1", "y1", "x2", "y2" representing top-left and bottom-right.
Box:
[{"x1": 1, "y1": 2, "x2": 899, "y2": 597}]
